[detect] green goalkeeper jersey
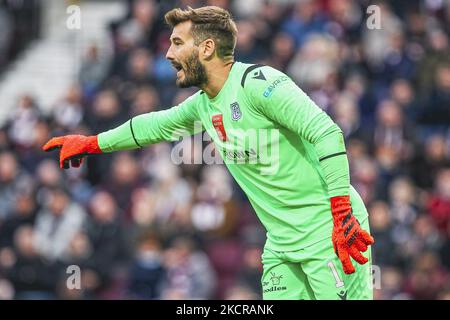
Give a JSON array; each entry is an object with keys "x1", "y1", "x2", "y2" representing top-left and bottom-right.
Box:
[{"x1": 98, "y1": 62, "x2": 368, "y2": 251}]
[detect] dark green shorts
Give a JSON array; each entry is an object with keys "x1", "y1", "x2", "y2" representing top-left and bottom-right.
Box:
[{"x1": 261, "y1": 218, "x2": 373, "y2": 300}]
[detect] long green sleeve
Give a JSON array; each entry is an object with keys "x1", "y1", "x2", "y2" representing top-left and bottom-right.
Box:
[
  {"x1": 246, "y1": 66, "x2": 349, "y2": 197},
  {"x1": 98, "y1": 91, "x2": 203, "y2": 152}
]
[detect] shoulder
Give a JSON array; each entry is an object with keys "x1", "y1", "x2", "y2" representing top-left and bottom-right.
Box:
[
  {"x1": 237, "y1": 62, "x2": 296, "y2": 100},
  {"x1": 238, "y1": 63, "x2": 285, "y2": 87}
]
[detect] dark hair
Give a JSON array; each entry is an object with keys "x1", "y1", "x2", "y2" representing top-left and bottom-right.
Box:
[{"x1": 165, "y1": 6, "x2": 238, "y2": 60}]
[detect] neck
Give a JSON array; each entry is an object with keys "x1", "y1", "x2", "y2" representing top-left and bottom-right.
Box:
[{"x1": 200, "y1": 59, "x2": 234, "y2": 98}]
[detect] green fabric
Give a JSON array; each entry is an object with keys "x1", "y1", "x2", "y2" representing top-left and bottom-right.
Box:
[
  {"x1": 261, "y1": 218, "x2": 373, "y2": 300},
  {"x1": 98, "y1": 92, "x2": 203, "y2": 152},
  {"x1": 97, "y1": 61, "x2": 368, "y2": 251},
  {"x1": 245, "y1": 66, "x2": 349, "y2": 197}
]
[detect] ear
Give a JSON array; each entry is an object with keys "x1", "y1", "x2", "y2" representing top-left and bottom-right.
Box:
[{"x1": 199, "y1": 39, "x2": 216, "y2": 60}]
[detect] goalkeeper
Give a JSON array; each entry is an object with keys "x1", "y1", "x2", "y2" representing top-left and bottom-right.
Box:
[{"x1": 43, "y1": 6, "x2": 374, "y2": 300}]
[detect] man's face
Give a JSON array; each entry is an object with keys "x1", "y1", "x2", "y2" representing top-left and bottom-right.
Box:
[{"x1": 166, "y1": 21, "x2": 208, "y2": 88}]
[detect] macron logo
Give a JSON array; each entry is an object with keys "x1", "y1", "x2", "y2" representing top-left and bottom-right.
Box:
[{"x1": 252, "y1": 70, "x2": 266, "y2": 81}]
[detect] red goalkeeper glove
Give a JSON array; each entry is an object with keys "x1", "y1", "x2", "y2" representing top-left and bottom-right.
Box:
[
  {"x1": 331, "y1": 195, "x2": 374, "y2": 274},
  {"x1": 42, "y1": 135, "x2": 102, "y2": 169}
]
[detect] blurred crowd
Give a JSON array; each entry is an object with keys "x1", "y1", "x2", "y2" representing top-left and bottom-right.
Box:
[{"x1": 0, "y1": 0, "x2": 449, "y2": 300}]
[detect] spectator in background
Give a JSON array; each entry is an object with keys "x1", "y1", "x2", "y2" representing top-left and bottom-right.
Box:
[
  {"x1": 420, "y1": 62, "x2": 450, "y2": 127},
  {"x1": 331, "y1": 93, "x2": 362, "y2": 139},
  {"x1": 389, "y1": 177, "x2": 418, "y2": 236},
  {"x1": 427, "y1": 168, "x2": 450, "y2": 237},
  {"x1": 350, "y1": 155, "x2": 379, "y2": 204},
  {"x1": 191, "y1": 165, "x2": 233, "y2": 235},
  {"x1": 82, "y1": 91, "x2": 127, "y2": 184},
  {"x1": 84, "y1": 89, "x2": 126, "y2": 133},
  {"x1": 389, "y1": 78, "x2": 419, "y2": 122},
  {"x1": 130, "y1": 187, "x2": 159, "y2": 230},
  {"x1": 111, "y1": 0, "x2": 161, "y2": 83},
  {"x1": 373, "y1": 99, "x2": 416, "y2": 152},
  {"x1": 287, "y1": 34, "x2": 340, "y2": 113},
  {"x1": 234, "y1": 20, "x2": 265, "y2": 63},
  {"x1": 81, "y1": 88, "x2": 127, "y2": 185},
  {"x1": 162, "y1": 236, "x2": 216, "y2": 299},
  {"x1": 34, "y1": 186, "x2": 86, "y2": 263},
  {"x1": 57, "y1": 190, "x2": 130, "y2": 299},
  {"x1": 362, "y1": 1, "x2": 403, "y2": 69},
  {"x1": 231, "y1": 0, "x2": 264, "y2": 19},
  {"x1": 123, "y1": 48, "x2": 154, "y2": 86},
  {"x1": 342, "y1": 73, "x2": 376, "y2": 126},
  {"x1": 205, "y1": 237, "x2": 243, "y2": 299},
  {"x1": 151, "y1": 32, "x2": 178, "y2": 106},
  {"x1": 19, "y1": 119, "x2": 53, "y2": 173},
  {"x1": 325, "y1": 0, "x2": 362, "y2": 40},
  {"x1": 287, "y1": 33, "x2": 339, "y2": 93},
  {"x1": 377, "y1": 30, "x2": 416, "y2": 86},
  {"x1": 58, "y1": 231, "x2": 93, "y2": 299},
  {"x1": 235, "y1": 245, "x2": 263, "y2": 298},
  {"x1": 267, "y1": 32, "x2": 295, "y2": 72},
  {"x1": 126, "y1": 231, "x2": 166, "y2": 299},
  {"x1": 102, "y1": 152, "x2": 144, "y2": 213},
  {"x1": 374, "y1": 133, "x2": 412, "y2": 200},
  {"x1": 0, "y1": 191, "x2": 37, "y2": 249},
  {"x1": 249, "y1": 0, "x2": 287, "y2": 49},
  {"x1": 378, "y1": 267, "x2": 405, "y2": 299},
  {"x1": 281, "y1": 0, "x2": 328, "y2": 48},
  {"x1": 7, "y1": 94, "x2": 41, "y2": 150},
  {"x1": 52, "y1": 84, "x2": 84, "y2": 131},
  {"x1": 417, "y1": 29, "x2": 449, "y2": 96},
  {"x1": 81, "y1": 191, "x2": 130, "y2": 295},
  {"x1": 35, "y1": 159, "x2": 66, "y2": 193},
  {"x1": 3, "y1": 226, "x2": 60, "y2": 299},
  {"x1": 409, "y1": 215, "x2": 443, "y2": 256},
  {"x1": 0, "y1": 151, "x2": 33, "y2": 220},
  {"x1": 115, "y1": 0, "x2": 159, "y2": 51},
  {"x1": 79, "y1": 44, "x2": 110, "y2": 99},
  {"x1": 143, "y1": 155, "x2": 193, "y2": 227},
  {"x1": 404, "y1": 251, "x2": 448, "y2": 299},
  {"x1": 368, "y1": 201, "x2": 398, "y2": 267},
  {"x1": 410, "y1": 135, "x2": 450, "y2": 189},
  {"x1": 130, "y1": 85, "x2": 159, "y2": 116}
]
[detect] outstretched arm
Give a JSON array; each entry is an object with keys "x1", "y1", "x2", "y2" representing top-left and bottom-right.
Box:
[{"x1": 43, "y1": 92, "x2": 203, "y2": 169}]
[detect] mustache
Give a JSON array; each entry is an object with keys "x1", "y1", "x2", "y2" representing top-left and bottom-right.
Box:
[{"x1": 171, "y1": 61, "x2": 183, "y2": 70}]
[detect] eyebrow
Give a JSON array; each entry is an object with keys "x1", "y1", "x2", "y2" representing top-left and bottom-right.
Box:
[{"x1": 170, "y1": 36, "x2": 183, "y2": 43}]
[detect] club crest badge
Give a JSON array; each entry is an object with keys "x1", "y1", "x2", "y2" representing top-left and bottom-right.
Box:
[{"x1": 230, "y1": 102, "x2": 242, "y2": 121}]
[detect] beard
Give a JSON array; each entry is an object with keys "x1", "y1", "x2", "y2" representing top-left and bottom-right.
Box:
[{"x1": 176, "y1": 50, "x2": 208, "y2": 88}]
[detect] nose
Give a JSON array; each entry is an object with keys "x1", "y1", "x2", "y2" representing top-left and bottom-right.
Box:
[{"x1": 166, "y1": 45, "x2": 174, "y2": 61}]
